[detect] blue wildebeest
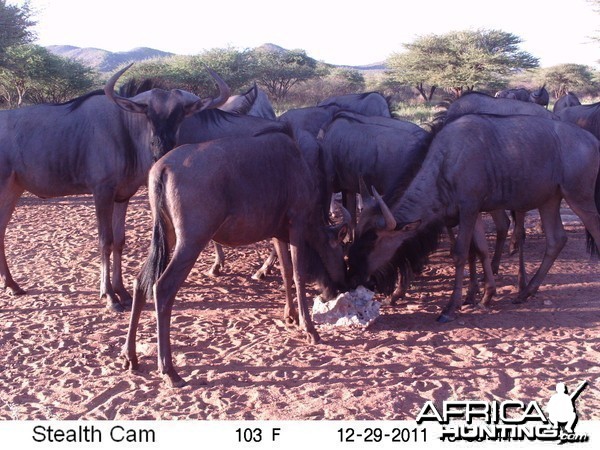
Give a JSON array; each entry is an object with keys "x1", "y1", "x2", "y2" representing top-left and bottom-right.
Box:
[
  {"x1": 556, "y1": 101, "x2": 600, "y2": 139},
  {"x1": 317, "y1": 92, "x2": 392, "y2": 117},
  {"x1": 219, "y1": 82, "x2": 276, "y2": 120},
  {"x1": 319, "y1": 111, "x2": 431, "y2": 302},
  {"x1": 123, "y1": 127, "x2": 349, "y2": 386},
  {"x1": 530, "y1": 85, "x2": 550, "y2": 107},
  {"x1": 445, "y1": 91, "x2": 558, "y2": 123},
  {"x1": 553, "y1": 92, "x2": 581, "y2": 113},
  {"x1": 348, "y1": 114, "x2": 600, "y2": 322},
  {"x1": 441, "y1": 90, "x2": 559, "y2": 265},
  {"x1": 495, "y1": 87, "x2": 531, "y2": 101},
  {"x1": 0, "y1": 64, "x2": 230, "y2": 310},
  {"x1": 320, "y1": 111, "x2": 430, "y2": 229},
  {"x1": 176, "y1": 107, "x2": 284, "y2": 277}
]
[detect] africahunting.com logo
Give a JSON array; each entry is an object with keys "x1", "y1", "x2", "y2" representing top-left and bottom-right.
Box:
[{"x1": 416, "y1": 381, "x2": 589, "y2": 444}]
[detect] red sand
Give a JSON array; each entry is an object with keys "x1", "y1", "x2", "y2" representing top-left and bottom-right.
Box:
[{"x1": 1, "y1": 190, "x2": 598, "y2": 420}]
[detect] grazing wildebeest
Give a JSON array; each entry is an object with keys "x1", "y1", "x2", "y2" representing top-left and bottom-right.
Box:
[
  {"x1": 495, "y1": 87, "x2": 531, "y2": 101},
  {"x1": 0, "y1": 64, "x2": 230, "y2": 310},
  {"x1": 317, "y1": 92, "x2": 392, "y2": 117},
  {"x1": 530, "y1": 85, "x2": 550, "y2": 107},
  {"x1": 123, "y1": 127, "x2": 349, "y2": 386},
  {"x1": 219, "y1": 82, "x2": 276, "y2": 120},
  {"x1": 556, "y1": 101, "x2": 600, "y2": 139},
  {"x1": 348, "y1": 114, "x2": 600, "y2": 322},
  {"x1": 553, "y1": 92, "x2": 581, "y2": 113}
]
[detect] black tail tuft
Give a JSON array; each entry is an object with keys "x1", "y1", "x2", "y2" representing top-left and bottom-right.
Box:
[{"x1": 137, "y1": 174, "x2": 172, "y2": 298}]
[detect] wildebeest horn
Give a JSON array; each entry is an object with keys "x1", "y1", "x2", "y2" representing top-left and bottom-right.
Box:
[
  {"x1": 201, "y1": 68, "x2": 231, "y2": 110},
  {"x1": 372, "y1": 186, "x2": 397, "y2": 231},
  {"x1": 104, "y1": 63, "x2": 148, "y2": 113},
  {"x1": 334, "y1": 202, "x2": 352, "y2": 226},
  {"x1": 359, "y1": 176, "x2": 371, "y2": 199}
]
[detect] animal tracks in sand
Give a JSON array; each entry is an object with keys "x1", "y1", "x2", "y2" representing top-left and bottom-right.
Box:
[{"x1": 0, "y1": 193, "x2": 598, "y2": 419}]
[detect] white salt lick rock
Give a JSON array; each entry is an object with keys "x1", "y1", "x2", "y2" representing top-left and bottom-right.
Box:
[{"x1": 312, "y1": 286, "x2": 380, "y2": 327}]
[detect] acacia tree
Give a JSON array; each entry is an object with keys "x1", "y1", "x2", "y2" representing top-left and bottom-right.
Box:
[
  {"x1": 250, "y1": 48, "x2": 324, "y2": 102},
  {"x1": 0, "y1": 0, "x2": 35, "y2": 66},
  {"x1": 541, "y1": 64, "x2": 598, "y2": 98},
  {"x1": 386, "y1": 29, "x2": 539, "y2": 100},
  {"x1": 0, "y1": 45, "x2": 95, "y2": 106}
]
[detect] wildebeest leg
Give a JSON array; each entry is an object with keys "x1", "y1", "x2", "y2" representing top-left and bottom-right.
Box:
[
  {"x1": 343, "y1": 191, "x2": 357, "y2": 241},
  {"x1": 438, "y1": 210, "x2": 478, "y2": 322},
  {"x1": 154, "y1": 240, "x2": 207, "y2": 387},
  {"x1": 0, "y1": 179, "x2": 25, "y2": 295},
  {"x1": 93, "y1": 188, "x2": 122, "y2": 312},
  {"x1": 514, "y1": 199, "x2": 566, "y2": 303},
  {"x1": 389, "y1": 268, "x2": 410, "y2": 305},
  {"x1": 289, "y1": 227, "x2": 320, "y2": 344},
  {"x1": 123, "y1": 278, "x2": 147, "y2": 371},
  {"x1": 470, "y1": 217, "x2": 496, "y2": 308},
  {"x1": 490, "y1": 210, "x2": 510, "y2": 274},
  {"x1": 512, "y1": 211, "x2": 528, "y2": 293},
  {"x1": 207, "y1": 241, "x2": 225, "y2": 277},
  {"x1": 465, "y1": 248, "x2": 479, "y2": 305},
  {"x1": 252, "y1": 245, "x2": 278, "y2": 280},
  {"x1": 111, "y1": 200, "x2": 132, "y2": 307},
  {"x1": 273, "y1": 238, "x2": 298, "y2": 326}
]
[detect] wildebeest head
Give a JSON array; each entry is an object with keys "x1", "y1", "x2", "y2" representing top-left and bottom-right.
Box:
[
  {"x1": 348, "y1": 184, "x2": 440, "y2": 294},
  {"x1": 529, "y1": 84, "x2": 550, "y2": 107},
  {"x1": 104, "y1": 64, "x2": 230, "y2": 160},
  {"x1": 303, "y1": 203, "x2": 352, "y2": 299}
]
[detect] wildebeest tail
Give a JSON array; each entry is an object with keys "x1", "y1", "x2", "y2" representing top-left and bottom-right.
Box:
[
  {"x1": 137, "y1": 173, "x2": 172, "y2": 298},
  {"x1": 586, "y1": 159, "x2": 600, "y2": 258}
]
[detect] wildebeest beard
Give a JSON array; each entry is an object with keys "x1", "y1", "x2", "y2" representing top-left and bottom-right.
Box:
[{"x1": 349, "y1": 220, "x2": 445, "y2": 295}]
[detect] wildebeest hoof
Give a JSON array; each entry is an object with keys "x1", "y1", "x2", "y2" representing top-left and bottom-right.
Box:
[
  {"x1": 6, "y1": 285, "x2": 26, "y2": 296},
  {"x1": 437, "y1": 313, "x2": 456, "y2": 323},
  {"x1": 206, "y1": 265, "x2": 222, "y2": 277},
  {"x1": 123, "y1": 356, "x2": 138, "y2": 371},
  {"x1": 107, "y1": 301, "x2": 125, "y2": 313},
  {"x1": 283, "y1": 315, "x2": 298, "y2": 328},
  {"x1": 306, "y1": 331, "x2": 321, "y2": 345},
  {"x1": 251, "y1": 270, "x2": 266, "y2": 281},
  {"x1": 164, "y1": 373, "x2": 187, "y2": 388},
  {"x1": 119, "y1": 296, "x2": 133, "y2": 309}
]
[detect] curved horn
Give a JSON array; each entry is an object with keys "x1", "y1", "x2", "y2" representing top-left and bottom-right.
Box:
[
  {"x1": 372, "y1": 186, "x2": 397, "y2": 231},
  {"x1": 203, "y1": 68, "x2": 231, "y2": 110},
  {"x1": 104, "y1": 63, "x2": 147, "y2": 114},
  {"x1": 359, "y1": 176, "x2": 371, "y2": 199}
]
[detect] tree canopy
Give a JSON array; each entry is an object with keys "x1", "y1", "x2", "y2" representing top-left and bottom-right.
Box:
[
  {"x1": 541, "y1": 63, "x2": 598, "y2": 98},
  {"x1": 0, "y1": 0, "x2": 35, "y2": 65},
  {"x1": 386, "y1": 29, "x2": 539, "y2": 100}
]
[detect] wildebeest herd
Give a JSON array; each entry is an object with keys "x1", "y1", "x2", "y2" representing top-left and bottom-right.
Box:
[{"x1": 1, "y1": 66, "x2": 598, "y2": 387}]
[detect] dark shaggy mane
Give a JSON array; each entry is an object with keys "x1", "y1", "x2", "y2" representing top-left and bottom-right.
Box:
[
  {"x1": 53, "y1": 90, "x2": 105, "y2": 112},
  {"x1": 372, "y1": 220, "x2": 445, "y2": 296},
  {"x1": 58, "y1": 77, "x2": 166, "y2": 113}
]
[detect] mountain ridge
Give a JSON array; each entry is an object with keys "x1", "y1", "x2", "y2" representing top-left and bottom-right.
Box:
[{"x1": 46, "y1": 44, "x2": 385, "y2": 73}]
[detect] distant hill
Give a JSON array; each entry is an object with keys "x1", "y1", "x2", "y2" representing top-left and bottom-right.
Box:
[
  {"x1": 46, "y1": 43, "x2": 385, "y2": 74},
  {"x1": 46, "y1": 45, "x2": 174, "y2": 73}
]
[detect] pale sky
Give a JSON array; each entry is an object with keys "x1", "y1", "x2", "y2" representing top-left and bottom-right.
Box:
[{"x1": 13, "y1": 0, "x2": 600, "y2": 68}]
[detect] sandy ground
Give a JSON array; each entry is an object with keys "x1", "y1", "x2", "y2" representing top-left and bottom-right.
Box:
[{"x1": 0, "y1": 190, "x2": 598, "y2": 420}]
